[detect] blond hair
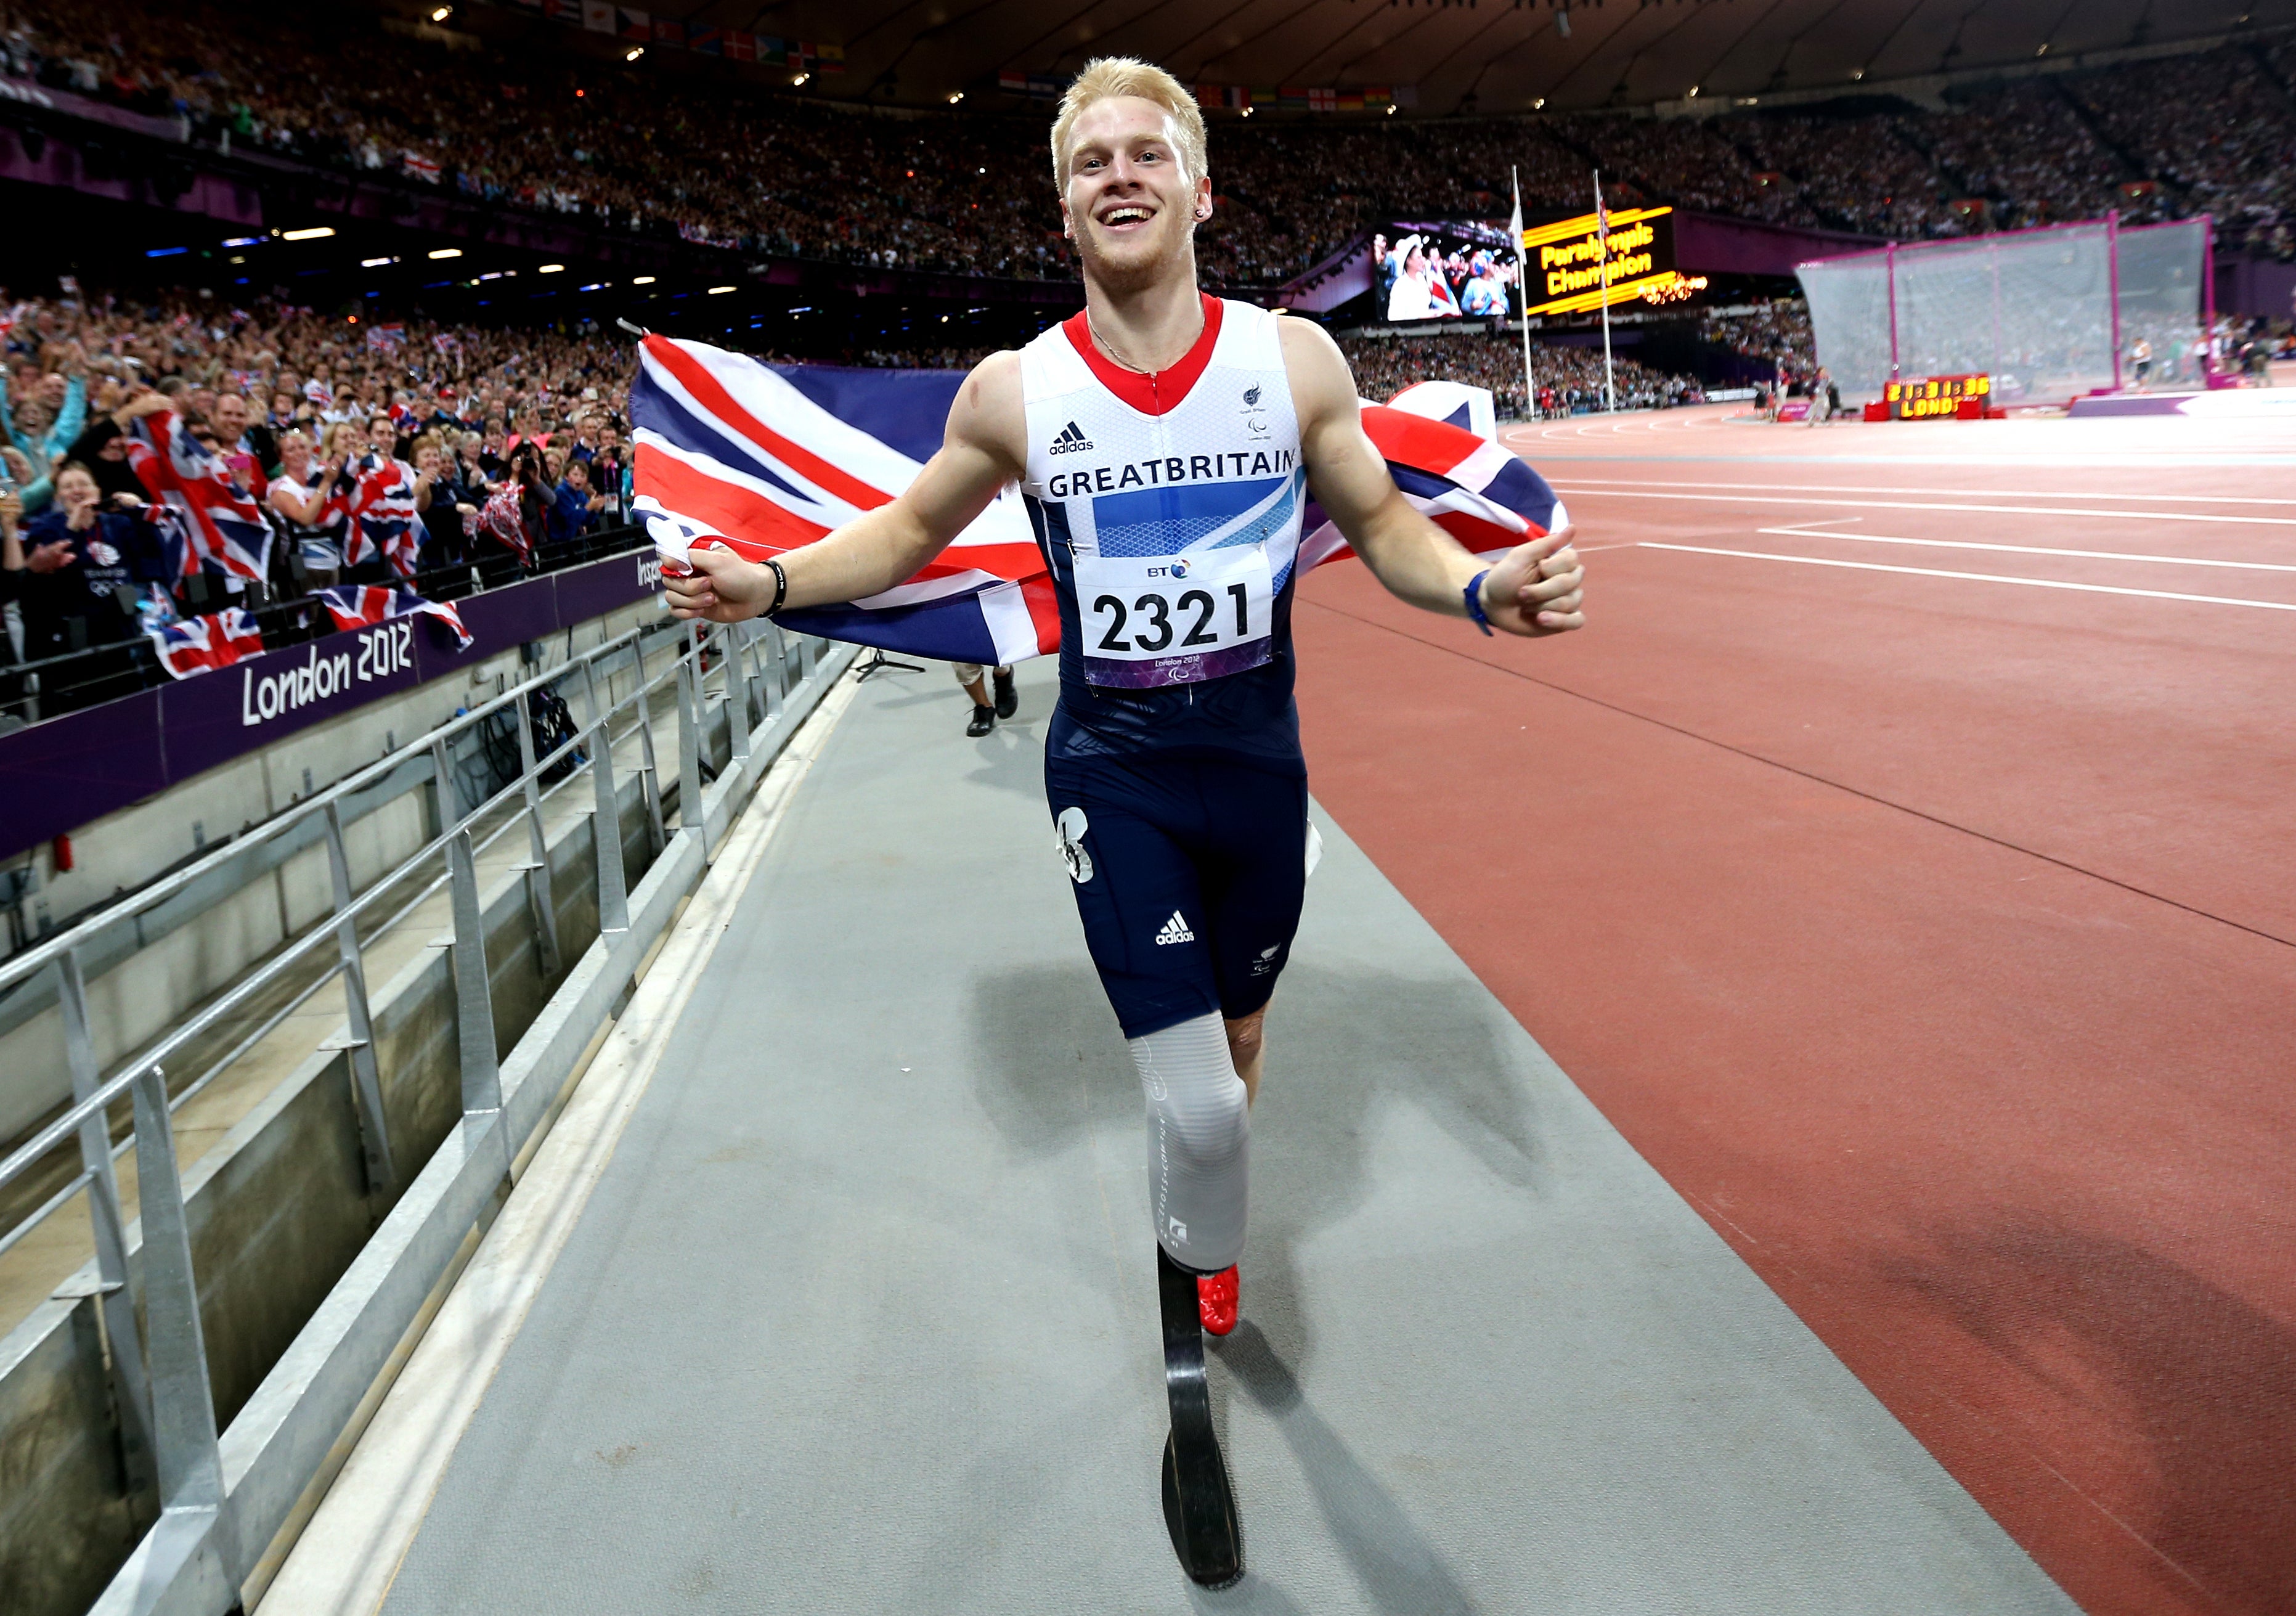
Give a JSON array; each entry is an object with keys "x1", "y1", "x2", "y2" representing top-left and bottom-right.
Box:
[{"x1": 1050, "y1": 57, "x2": 1208, "y2": 190}]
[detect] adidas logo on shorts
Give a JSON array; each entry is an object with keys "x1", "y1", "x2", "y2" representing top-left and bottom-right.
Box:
[
  {"x1": 1154, "y1": 910, "x2": 1195, "y2": 946},
  {"x1": 1049, "y1": 420, "x2": 1094, "y2": 455}
]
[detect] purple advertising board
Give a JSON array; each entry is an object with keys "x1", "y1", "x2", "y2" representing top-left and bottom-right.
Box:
[{"x1": 0, "y1": 548, "x2": 665, "y2": 862}]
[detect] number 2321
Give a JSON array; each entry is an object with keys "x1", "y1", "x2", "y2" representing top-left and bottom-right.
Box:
[{"x1": 1091, "y1": 582, "x2": 1251, "y2": 653}]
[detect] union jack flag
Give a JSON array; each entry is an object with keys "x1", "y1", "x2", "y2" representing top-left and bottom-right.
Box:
[
  {"x1": 123, "y1": 408, "x2": 272, "y2": 583},
  {"x1": 342, "y1": 454, "x2": 423, "y2": 579},
  {"x1": 630, "y1": 333, "x2": 1565, "y2": 669},
  {"x1": 147, "y1": 607, "x2": 265, "y2": 679},
  {"x1": 318, "y1": 584, "x2": 474, "y2": 650}
]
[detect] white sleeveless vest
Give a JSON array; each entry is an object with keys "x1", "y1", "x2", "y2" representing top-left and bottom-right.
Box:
[{"x1": 1019, "y1": 299, "x2": 1305, "y2": 690}]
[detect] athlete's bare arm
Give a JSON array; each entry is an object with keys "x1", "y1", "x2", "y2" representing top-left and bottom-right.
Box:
[
  {"x1": 1279, "y1": 319, "x2": 1584, "y2": 637},
  {"x1": 663, "y1": 351, "x2": 1028, "y2": 624}
]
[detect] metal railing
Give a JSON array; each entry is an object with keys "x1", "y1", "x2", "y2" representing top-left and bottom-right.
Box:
[
  {"x1": 0, "y1": 525, "x2": 653, "y2": 727},
  {"x1": 0, "y1": 607, "x2": 823, "y2": 1603}
]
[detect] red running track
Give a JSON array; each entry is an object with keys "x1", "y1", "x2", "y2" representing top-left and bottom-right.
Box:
[{"x1": 1293, "y1": 405, "x2": 2296, "y2": 1616}]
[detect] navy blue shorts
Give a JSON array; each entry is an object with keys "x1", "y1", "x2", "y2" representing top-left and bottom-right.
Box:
[{"x1": 1046, "y1": 749, "x2": 1309, "y2": 1040}]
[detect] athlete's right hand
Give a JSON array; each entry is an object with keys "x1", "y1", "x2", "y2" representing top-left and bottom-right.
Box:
[{"x1": 662, "y1": 542, "x2": 773, "y2": 622}]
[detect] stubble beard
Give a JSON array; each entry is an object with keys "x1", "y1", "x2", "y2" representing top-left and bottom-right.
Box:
[{"x1": 1075, "y1": 213, "x2": 1198, "y2": 300}]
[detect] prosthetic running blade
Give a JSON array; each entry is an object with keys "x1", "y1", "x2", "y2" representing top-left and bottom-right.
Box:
[{"x1": 1157, "y1": 1246, "x2": 1243, "y2": 1588}]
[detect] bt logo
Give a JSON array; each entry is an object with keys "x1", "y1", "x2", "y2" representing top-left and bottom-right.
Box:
[{"x1": 1147, "y1": 560, "x2": 1192, "y2": 579}]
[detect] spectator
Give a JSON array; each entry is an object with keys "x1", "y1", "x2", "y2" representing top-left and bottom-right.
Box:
[
  {"x1": 548, "y1": 458, "x2": 606, "y2": 545},
  {"x1": 1, "y1": 460, "x2": 165, "y2": 665},
  {"x1": 411, "y1": 431, "x2": 478, "y2": 572}
]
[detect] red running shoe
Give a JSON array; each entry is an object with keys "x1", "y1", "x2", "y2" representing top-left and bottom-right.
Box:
[{"x1": 1197, "y1": 1266, "x2": 1239, "y2": 1336}]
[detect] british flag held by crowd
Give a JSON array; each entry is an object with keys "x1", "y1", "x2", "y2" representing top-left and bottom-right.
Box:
[
  {"x1": 340, "y1": 454, "x2": 423, "y2": 579},
  {"x1": 319, "y1": 584, "x2": 474, "y2": 650},
  {"x1": 630, "y1": 335, "x2": 1563, "y2": 667},
  {"x1": 148, "y1": 608, "x2": 266, "y2": 679},
  {"x1": 123, "y1": 407, "x2": 273, "y2": 583}
]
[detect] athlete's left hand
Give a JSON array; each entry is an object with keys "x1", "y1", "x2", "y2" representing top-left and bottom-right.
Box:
[{"x1": 1479, "y1": 525, "x2": 1584, "y2": 636}]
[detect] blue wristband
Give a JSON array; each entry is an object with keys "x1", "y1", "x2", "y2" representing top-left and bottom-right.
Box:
[{"x1": 1463, "y1": 568, "x2": 1494, "y2": 635}]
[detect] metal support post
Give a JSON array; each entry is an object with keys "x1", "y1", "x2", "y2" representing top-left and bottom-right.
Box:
[
  {"x1": 633, "y1": 692, "x2": 669, "y2": 857},
  {"x1": 2106, "y1": 210, "x2": 2123, "y2": 393},
  {"x1": 676, "y1": 656, "x2": 710, "y2": 861},
  {"x1": 131, "y1": 1066, "x2": 226, "y2": 1516},
  {"x1": 762, "y1": 622, "x2": 787, "y2": 717},
  {"x1": 590, "y1": 720, "x2": 630, "y2": 934},
  {"x1": 800, "y1": 634, "x2": 817, "y2": 680},
  {"x1": 56, "y1": 950, "x2": 155, "y2": 1496},
  {"x1": 579, "y1": 653, "x2": 604, "y2": 732},
  {"x1": 322, "y1": 803, "x2": 397, "y2": 1199},
  {"x1": 727, "y1": 630, "x2": 754, "y2": 764},
  {"x1": 511, "y1": 691, "x2": 564, "y2": 981},
  {"x1": 430, "y1": 734, "x2": 459, "y2": 836},
  {"x1": 446, "y1": 830, "x2": 502, "y2": 1117}
]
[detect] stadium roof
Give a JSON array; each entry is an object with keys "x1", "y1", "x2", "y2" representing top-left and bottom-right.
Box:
[{"x1": 669, "y1": 0, "x2": 2295, "y2": 116}]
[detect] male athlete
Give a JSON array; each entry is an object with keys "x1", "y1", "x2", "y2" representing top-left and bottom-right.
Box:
[{"x1": 664, "y1": 57, "x2": 1583, "y2": 1585}]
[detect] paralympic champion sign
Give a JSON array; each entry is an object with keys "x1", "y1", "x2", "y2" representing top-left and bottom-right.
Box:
[{"x1": 1521, "y1": 206, "x2": 1683, "y2": 317}]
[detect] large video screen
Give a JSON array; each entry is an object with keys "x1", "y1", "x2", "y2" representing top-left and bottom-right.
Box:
[{"x1": 1370, "y1": 221, "x2": 1521, "y2": 324}]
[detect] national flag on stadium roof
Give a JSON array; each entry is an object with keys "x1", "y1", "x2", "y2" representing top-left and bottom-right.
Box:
[
  {"x1": 148, "y1": 608, "x2": 265, "y2": 679},
  {"x1": 124, "y1": 408, "x2": 272, "y2": 582},
  {"x1": 726, "y1": 30, "x2": 756, "y2": 60},
  {"x1": 1307, "y1": 88, "x2": 1337, "y2": 112},
  {"x1": 581, "y1": 0, "x2": 614, "y2": 33},
  {"x1": 630, "y1": 336, "x2": 1565, "y2": 670},
  {"x1": 650, "y1": 16, "x2": 682, "y2": 46},
  {"x1": 686, "y1": 25, "x2": 719, "y2": 54},
  {"x1": 318, "y1": 584, "x2": 473, "y2": 650},
  {"x1": 617, "y1": 7, "x2": 648, "y2": 42}
]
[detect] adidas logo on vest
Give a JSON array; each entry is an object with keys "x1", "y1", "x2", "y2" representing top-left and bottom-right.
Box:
[
  {"x1": 1154, "y1": 910, "x2": 1195, "y2": 946},
  {"x1": 1049, "y1": 420, "x2": 1094, "y2": 455}
]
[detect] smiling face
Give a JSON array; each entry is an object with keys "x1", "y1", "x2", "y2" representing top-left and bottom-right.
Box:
[
  {"x1": 1059, "y1": 96, "x2": 1210, "y2": 296},
  {"x1": 55, "y1": 467, "x2": 99, "y2": 514}
]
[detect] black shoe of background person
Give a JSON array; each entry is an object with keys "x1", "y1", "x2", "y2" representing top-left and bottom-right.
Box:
[
  {"x1": 967, "y1": 704, "x2": 995, "y2": 737},
  {"x1": 993, "y1": 666, "x2": 1017, "y2": 719}
]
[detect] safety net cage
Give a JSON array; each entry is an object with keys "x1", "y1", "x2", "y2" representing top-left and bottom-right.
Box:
[
  {"x1": 1796, "y1": 253, "x2": 1894, "y2": 404},
  {"x1": 1795, "y1": 217, "x2": 2207, "y2": 407},
  {"x1": 2114, "y1": 218, "x2": 2210, "y2": 387}
]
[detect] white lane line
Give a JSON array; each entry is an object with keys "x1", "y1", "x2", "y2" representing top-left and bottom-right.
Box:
[
  {"x1": 1753, "y1": 525, "x2": 2296, "y2": 573},
  {"x1": 1640, "y1": 543, "x2": 2296, "y2": 611},
  {"x1": 1546, "y1": 476, "x2": 2296, "y2": 507},
  {"x1": 257, "y1": 672, "x2": 863, "y2": 1616},
  {"x1": 1545, "y1": 488, "x2": 2296, "y2": 526}
]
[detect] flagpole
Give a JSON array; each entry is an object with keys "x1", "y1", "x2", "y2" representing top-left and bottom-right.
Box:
[
  {"x1": 1595, "y1": 168, "x2": 1615, "y2": 414},
  {"x1": 1511, "y1": 166, "x2": 1536, "y2": 424}
]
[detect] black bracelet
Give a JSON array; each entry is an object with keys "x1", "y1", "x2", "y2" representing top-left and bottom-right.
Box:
[{"x1": 762, "y1": 557, "x2": 788, "y2": 619}]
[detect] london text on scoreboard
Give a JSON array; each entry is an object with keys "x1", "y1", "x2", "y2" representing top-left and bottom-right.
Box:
[
  {"x1": 1519, "y1": 207, "x2": 1688, "y2": 317},
  {"x1": 1884, "y1": 373, "x2": 1992, "y2": 418}
]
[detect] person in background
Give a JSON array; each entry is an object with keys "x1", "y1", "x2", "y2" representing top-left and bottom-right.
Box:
[
  {"x1": 412, "y1": 431, "x2": 479, "y2": 573},
  {"x1": 270, "y1": 426, "x2": 354, "y2": 590},
  {"x1": 547, "y1": 457, "x2": 605, "y2": 545},
  {"x1": 1, "y1": 460, "x2": 166, "y2": 668},
  {"x1": 590, "y1": 423, "x2": 630, "y2": 525},
  {"x1": 954, "y1": 661, "x2": 1017, "y2": 737}
]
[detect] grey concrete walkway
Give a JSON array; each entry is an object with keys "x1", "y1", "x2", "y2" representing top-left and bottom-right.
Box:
[{"x1": 377, "y1": 659, "x2": 2075, "y2": 1615}]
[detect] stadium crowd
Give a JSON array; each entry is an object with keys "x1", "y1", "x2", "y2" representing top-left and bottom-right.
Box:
[
  {"x1": 1337, "y1": 334, "x2": 1702, "y2": 416},
  {"x1": 1, "y1": 284, "x2": 640, "y2": 711},
  {"x1": 4, "y1": 0, "x2": 2295, "y2": 292}
]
